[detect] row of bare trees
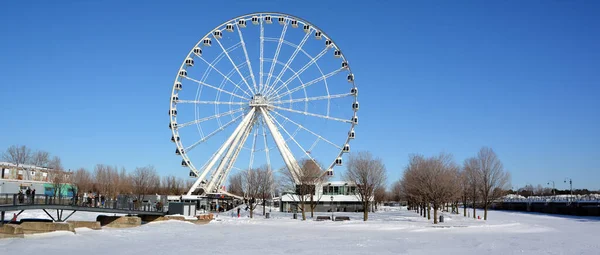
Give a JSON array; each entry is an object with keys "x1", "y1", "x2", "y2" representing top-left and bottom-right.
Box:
[
  {"x1": 2, "y1": 145, "x2": 66, "y2": 196},
  {"x1": 227, "y1": 165, "x2": 275, "y2": 218},
  {"x1": 71, "y1": 165, "x2": 194, "y2": 200},
  {"x1": 397, "y1": 147, "x2": 510, "y2": 223},
  {"x1": 3, "y1": 144, "x2": 196, "y2": 200}
]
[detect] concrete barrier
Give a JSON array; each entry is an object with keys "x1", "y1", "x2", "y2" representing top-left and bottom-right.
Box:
[
  {"x1": 1, "y1": 224, "x2": 24, "y2": 238},
  {"x1": 96, "y1": 215, "x2": 141, "y2": 228},
  {"x1": 19, "y1": 222, "x2": 74, "y2": 234},
  {"x1": 68, "y1": 221, "x2": 102, "y2": 230},
  {"x1": 140, "y1": 215, "x2": 188, "y2": 222},
  {"x1": 196, "y1": 214, "x2": 214, "y2": 221}
]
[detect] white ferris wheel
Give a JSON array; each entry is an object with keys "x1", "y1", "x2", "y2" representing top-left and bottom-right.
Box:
[{"x1": 169, "y1": 12, "x2": 359, "y2": 196}]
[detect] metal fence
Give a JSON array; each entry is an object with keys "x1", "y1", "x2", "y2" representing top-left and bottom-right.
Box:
[{"x1": 0, "y1": 193, "x2": 166, "y2": 213}]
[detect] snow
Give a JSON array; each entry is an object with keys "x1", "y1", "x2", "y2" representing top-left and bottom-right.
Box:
[{"x1": 1, "y1": 207, "x2": 599, "y2": 254}]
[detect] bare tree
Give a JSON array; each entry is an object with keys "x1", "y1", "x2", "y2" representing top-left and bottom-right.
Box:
[
  {"x1": 280, "y1": 159, "x2": 327, "y2": 220},
  {"x1": 399, "y1": 154, "x2": 426, "y2": 216},
  {"x1": 426, "y1": 153, "x2": 460, "y2": 224},
  {"x1": 48, "y1": 156, "x2": 67, "y2": 197},
  {"x1": 93, "y1": 164, "x2": 120, "y2": 199},
  {"x1": 258, "y1": 166, "x2": 275, "y2": 215},
  {"x1": 30, "y1": 150, "x2": 50, "y2": 168},
  {"x1": 163, "y1": 175, "x2": 185, "y2": 195},
  {"x1": 344, "y1": 151, "x2": 387, "y2": 221},
  {"x1": 374, "y1": 186, "x2": 387, "y2": 211},
  {"x1": 390, "y1": 180, "x2": 403, "y2": 202},
  {"x1": 130, "y1": 165, "x2": 159, "y2": 202},
  {"x1": 458, "y1": 169, "x2": 470, "y2": 217},
  {"x1": 117, "y1": 167, "x2": 131, "y2": 195},
  {"x1": 227, "y1": 172, "x2": 244, "y2": 196},
  {"x1": 242, "y1": 167, "x2": 262, "y2": 218},
  {"x1": 475, "y1": 147, "x2": 511, "y2": 220},
  {"x1": 464, "y1": 157, "x2": 480, "y2": 219},
  {"x1": 2, "y1": 145, "x2": 31, "y2": 179},
  {"x1": 72, "y1": 167, "x2": 92, "y2": 197}
]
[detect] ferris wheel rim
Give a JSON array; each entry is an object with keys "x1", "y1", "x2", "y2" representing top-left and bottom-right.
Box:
[{"x1": 169, "y1": 12, "x2": 358, "y2": 190}]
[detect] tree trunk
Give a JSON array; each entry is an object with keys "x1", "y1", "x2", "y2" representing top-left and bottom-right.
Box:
[
  {"x1": 427, "y1": 203, "x2": 431, "y2": 220},
  {"x1": 301, "y1": 201, "x2": 306, "y2": 220},
  {"x1": 463, "y1": 202, "x2": 467, "y2": 217},
  {"x1": 484, "y1": 204, "x2": 488, "y2": 220},
  {"x1": 433, "y1": 204, "x2": 438, "y2": 224},
  {"x1": 310, "y1": 193, "x2": 314, "y2": 218},
  {"x1": 363, "y1": 201, "x2": 369, "y2": 221},
  {"x1": 263, "y1": 197, "x2": 266, "y2": 216},
  {"x1": 250, "y1": 206, "x2": 254, "y2": 218},
  {"x1": 472, "y1": 202, "x2": 476, "y2": 219}
]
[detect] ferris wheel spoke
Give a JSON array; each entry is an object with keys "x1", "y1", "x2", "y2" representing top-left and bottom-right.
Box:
[
  {"x1": 270, "y1": 105, "x2": 352, "y2": 124},
  {"x1": 248, "y1": 124, "x2": 259, "y2": 170},
  {"x1": 270, "y1": 92, "x2": 353, "y2": 105},
  {"x1": 177, "y1": 100, "x2": 246, "y2": 105},
  {"x1": 267, "y1": 47, "x2": 330, "y2": 98},
  {"x1": 213, "y1": 34, "x2": 256, "y2": 95},
  {"x1": 261, "y1": 118, "x2": 272, "y2": 170},
  {"x1": 264, "y1": 29, "x2": 312, "y2": 97},
  {"x1": 271, "y1": 67, "x2": 345, "y2": 101},
  {"x1": 197, "y1": 56, "x2": 253, "y2": 98},
  {"x1": 185, "y1": 76, "x2": 250, "y2": 101},
  {"x1": 178, "y1": 107, "x2": 246, "y2": 129},
  {"x1": 262, "y1": 19, "x2": 289, "y2": 94},
  {"x1": 268, "y1": 111, "x2": 321, "y2": 168},
  {"x1": 235, "y1": 22, "x2": 258, "y2": 94},
  {"x1": 184, "y1": 114, "x2": 245, "y2": 152},
  {"x1": 235, "y1": 22, "x2": 262, "y2": 91},
  {"x1": 271, "y1": 110, "x2": 342, "y2": 150},
  {"x1": 259, "y1": 18, "x2": 265, "y2": 94}
]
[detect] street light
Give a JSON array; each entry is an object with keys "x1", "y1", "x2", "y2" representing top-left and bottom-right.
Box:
[
  {"x1": 547, "y1": 181, "x2": 555, "y2": 196},
  {"x1": 330, "y1": 195, "x2": 334, "y2": 221},
  {"x1": 564, "y1": 178, "x2": 573, "y2": 202}
]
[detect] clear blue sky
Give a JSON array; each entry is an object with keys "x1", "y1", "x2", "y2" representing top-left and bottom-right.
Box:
[{"x1": 1, "y1": 1, "x2": 599, "y2": 190}]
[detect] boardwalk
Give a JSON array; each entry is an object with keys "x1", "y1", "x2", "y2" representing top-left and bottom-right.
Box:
[{"x1": 0, "y1": 193, "x2": 165, "y2": 224}]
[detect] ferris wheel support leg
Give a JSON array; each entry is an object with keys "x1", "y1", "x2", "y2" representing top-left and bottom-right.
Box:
[
  {"x1": 187, "y1": 108, "x2": 256, "y2": 195},
  {"x1": 259, "y1": 108, "x2": 302, "y2": 183},
  {"x1": 211, "y1": 118, "x2": 254, "y2": 192},
  {"x1": 206, "y1": 114, "x2": 254, "y2": 193}
]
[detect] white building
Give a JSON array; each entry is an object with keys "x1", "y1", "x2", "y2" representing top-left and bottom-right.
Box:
[{"x1": 280, "y1": 181, "x2": 372, "y2": 213}]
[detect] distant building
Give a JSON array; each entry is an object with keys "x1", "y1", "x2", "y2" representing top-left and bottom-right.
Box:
[
  {"x1": 280, "y1": 181, "x2": 372, "y2": 213},
  {"x1": 0, "y1": 161, "x2": 75, "y2": 196}
]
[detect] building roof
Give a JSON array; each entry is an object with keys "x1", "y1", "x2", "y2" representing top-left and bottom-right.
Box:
[{"x1": 0, "y1": 161, "x2": 54, "y2": 171}]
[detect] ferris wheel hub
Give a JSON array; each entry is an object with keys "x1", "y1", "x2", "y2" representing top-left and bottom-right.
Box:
[{"x1": 249, "y1": 93, "x2": 272, "y2": 109}]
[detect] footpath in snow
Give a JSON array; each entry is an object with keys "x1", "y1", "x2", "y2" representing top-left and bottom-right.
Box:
[{"x1": 1, "y1": 207, "x2": 599, "y2": 255}]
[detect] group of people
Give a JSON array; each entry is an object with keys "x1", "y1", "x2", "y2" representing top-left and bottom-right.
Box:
[
  {"x1": 17, "y1": 187, "x2": 36, "y2": 204},
  {"x1": 80, "y1": 192, "x2": 106, "y2": 207}
]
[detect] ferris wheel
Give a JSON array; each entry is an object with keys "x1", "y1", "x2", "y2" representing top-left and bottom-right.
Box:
[{"x1": 169, "y1": 12, "x2": 358, "y2": 196}]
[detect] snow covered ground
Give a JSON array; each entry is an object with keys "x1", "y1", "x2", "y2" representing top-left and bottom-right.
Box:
[{"x1": 1, "y1": 207, "x2": 599, "y2": 254}]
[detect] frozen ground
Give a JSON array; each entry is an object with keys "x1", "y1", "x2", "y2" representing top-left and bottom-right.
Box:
[{"x1": 1, "y1": 206, "x2": 599, "y2": 255}]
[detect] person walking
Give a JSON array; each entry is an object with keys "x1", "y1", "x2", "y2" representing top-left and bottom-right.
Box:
[
  {"x1": 83, "y1": 192, "x2": 88, "y2": 206},
  {"x1": 31, "y1": 189, "x2": 36, "y2": 204},
  {"x1": 18, "y1": 190, "x2": 24, "y2": 204},
  {"x1": 25, "y1": 187, "x2": 31, "y2": 204},
  {"x1": 237, "y1": 207, "x2": 241, "y2": 218}
]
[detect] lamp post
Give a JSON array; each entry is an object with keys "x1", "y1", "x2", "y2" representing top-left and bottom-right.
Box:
[
  {"x1": 547, "y1": 181, "x2": 555, "y2": 196},
  {"x1": 330, "y1": 195, "x2": 334, "y2": 221},
  {"x1": 564, "y1": 178, "x2": 573, "y2": 202}
]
